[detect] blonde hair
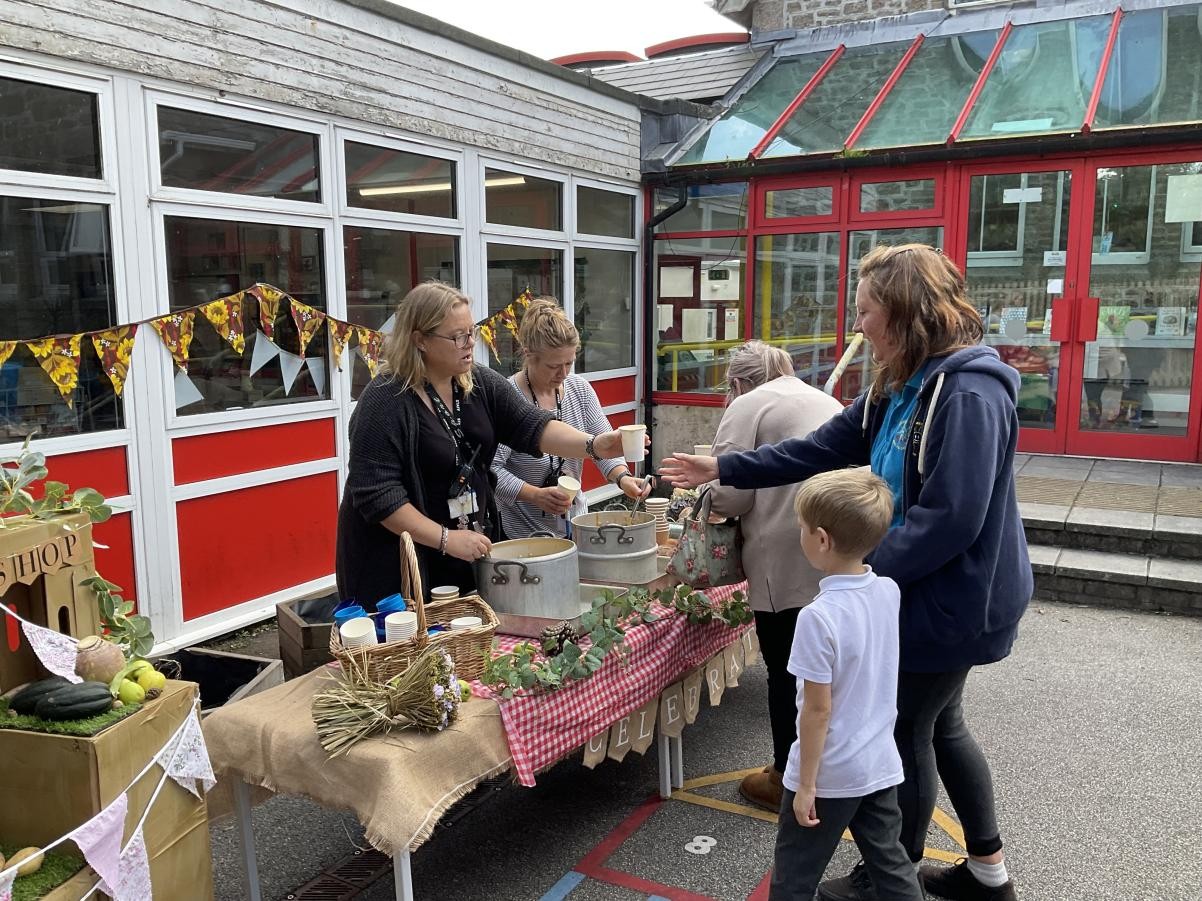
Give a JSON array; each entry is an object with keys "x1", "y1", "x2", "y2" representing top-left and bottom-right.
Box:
[
  {"x1": 857, "y1": 244, "x2": 983, "y2": 399},
  {"x1": 793, "y1": 469, "x2": 894, "y2": 559},
  {"x1": 726, "y1": 340, "x2": 793, "y2": 398},
  {"x1": 380, "y1": 280, "x2": 475, "y2": 395},
  {"x1": 517, "y1": 297, "x2": 579, "y2": 358}
]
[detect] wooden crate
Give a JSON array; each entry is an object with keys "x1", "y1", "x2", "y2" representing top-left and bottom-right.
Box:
[
  {"x1": 158, "y1": 647, "x2": 283, "y2": 716},
  {"x1": 276, "y1": 593, "x2": 338, "y2": 679}
]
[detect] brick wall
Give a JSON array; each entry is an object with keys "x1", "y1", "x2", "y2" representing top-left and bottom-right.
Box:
[{"x1": 754, "y1": 0, "x2": 943, "y2": 32}]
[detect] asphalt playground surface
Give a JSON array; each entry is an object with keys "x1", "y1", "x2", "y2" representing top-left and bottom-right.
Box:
[{"x1": 208, "y1": 599, "x2": 1202, "y2": 900}]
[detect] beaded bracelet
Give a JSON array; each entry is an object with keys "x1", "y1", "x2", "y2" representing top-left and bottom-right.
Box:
[{"x1": 438, "y1": 525, "x2": 449, "y2": 555}]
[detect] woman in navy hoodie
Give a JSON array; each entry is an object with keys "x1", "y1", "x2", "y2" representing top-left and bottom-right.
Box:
[{"x1": 662, "y1": 244, "x2": 1030, "y2": 901}]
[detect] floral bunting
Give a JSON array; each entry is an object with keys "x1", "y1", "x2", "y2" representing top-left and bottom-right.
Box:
[
  {"x1": 0, "y1": 341, "x2": 15, "y2": 369},
  {"x1": 248, "y1": 283, "x2": 285, "y2": 341},
  {"x1": 356, "y1": 326, "x2": 383, "y2": 377},
  {"x1": 91, "y1": 325, "x2": 138, "y2": 397},
  {"x1": 150, "y1": 310, "x2": 196, "y2": 372},
  {"x1": 25, "y1": 335, "x2": 83, "y2": 405},
  {"x1": 290, "y1": 299, "x2": 326, "y2": 358},
  {"x1": 329, "y1": 318, "x2": 355, "y2": 371},
  {"x1": 200, "y1": 293, "x2": 247, "y2": 354},
  {"x1": 475, "y1": 289, "x2": 534, "y2": 362}
]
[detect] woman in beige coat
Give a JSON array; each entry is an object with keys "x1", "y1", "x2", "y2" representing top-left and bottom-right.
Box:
[{"x1": 706, "y1": 341, "x2": 843, "y2": 811}]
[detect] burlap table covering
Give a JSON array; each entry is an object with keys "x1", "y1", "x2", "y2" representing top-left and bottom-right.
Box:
[{"x1": 202, "y1": 666, "x2": 512, "y2": 854}]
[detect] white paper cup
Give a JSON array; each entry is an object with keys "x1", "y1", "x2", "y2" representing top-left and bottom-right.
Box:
[
  {"x1": 340, "y1": 617, "x2": 378, "y2": 647},
  {"x1": 619, "y1": 424, "x2": 647, "y2": 462},
  {"x1": 694, "y1": 444, "x2": 713, "y2": 456},
  {"x1": 557, "y1": 475, "x2": 581, "y2": 501},
  {"x1": 385, "y1": 611, "x2": 418, "y2": 642},
  {"x1": 430, "y1": 586, "x2": 460, "y2": 601},
  {"x1": 450, "y1": 615, "x2": 483, "y2": 631}
]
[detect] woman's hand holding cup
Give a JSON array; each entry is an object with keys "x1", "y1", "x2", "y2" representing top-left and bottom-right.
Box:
[
  {"x1": 659, "y1": 452, "x2": 719, "y2": 489},
  {"x1": 533, "y1": 486, "x2": 572, "y2": 516},
  {"x1": 591, "y1": 428, "x2": 649, "y2": 461},
  {"x1": 444, "y1": 529, "x2": 492, "y2": 562}
]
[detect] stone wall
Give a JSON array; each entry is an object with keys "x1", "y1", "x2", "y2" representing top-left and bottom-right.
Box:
[{"x1": 754, "y1": 0, "x2": 943, "y2": 32}]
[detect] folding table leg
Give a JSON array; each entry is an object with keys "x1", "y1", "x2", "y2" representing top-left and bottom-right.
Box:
[
  {"x1": 394, "y1": 849, "x2": 414, "y2": 901},
  {"x1": 670, "y1": 734, "x2": 684, "y2": 789},
  {"x1": 657, "y1": 732, "x2": 672, "y2": 799},
  {"x1": 232, "y1": 780, "x2": 262, "y2": 901}
]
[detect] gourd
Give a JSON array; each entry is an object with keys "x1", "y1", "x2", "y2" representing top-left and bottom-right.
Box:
[
  {"x1": 8, "y1": 847, "x2": 43, "y2": 876},
  {"x1": 7, "y1": 677, "x2": 70, "y2": 715},
  {"x1": 34, "y1": 682, "x2": 114, "y2": 720}
]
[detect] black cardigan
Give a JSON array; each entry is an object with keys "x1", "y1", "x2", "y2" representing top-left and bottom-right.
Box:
[{"x1": 335, "y1": 365, "x2": 553, "y2": 606}]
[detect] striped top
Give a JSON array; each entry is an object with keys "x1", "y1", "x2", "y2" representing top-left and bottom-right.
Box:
[{"x1": 492, "y1": 373, "x2": 625, "y2": 539}]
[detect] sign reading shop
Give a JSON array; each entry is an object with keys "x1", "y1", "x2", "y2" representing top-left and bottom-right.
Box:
[{"x1": 0, "y1": 530, "x2": 88, "y2": 595}]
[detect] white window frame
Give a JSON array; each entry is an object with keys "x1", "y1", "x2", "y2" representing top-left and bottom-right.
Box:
[
  {"x1": 572, "y1": 241, "x2": 639, "y2": 378},
  {"x1": 966, "y1": 173, "x2": 1027, "y2": 269},
  {"x1": 1089, "y1": 165, "x2": 1155, "y2": 266},
  {"x1": 478, "y1": 155, "x2": 569, "y2": 242},
  {"x1": 335, "y1": 128, "x2": 464, "y2": 229},
  {"x1": 572, "y1": 176, "x2": 639, "y2": 246},
  {"x1": 1179, "y1": 220, "x2": 1202, "y2": 262}
]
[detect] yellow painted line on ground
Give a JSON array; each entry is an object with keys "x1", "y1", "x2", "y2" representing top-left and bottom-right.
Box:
[
  {"x1": 680, "y1": 767, "x2": 764, "y2": 791},
  {"x1": 672, "y1": 789, "x2": 796, "y2": 826},
  {"x1": 931, "y1": 807, "x2": 966, "y2": 849}
]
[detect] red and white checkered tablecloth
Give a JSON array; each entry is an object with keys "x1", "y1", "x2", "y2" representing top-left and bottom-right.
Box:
[{"x1": 473, "y1": 580, "x2": 750, "y2": 787}]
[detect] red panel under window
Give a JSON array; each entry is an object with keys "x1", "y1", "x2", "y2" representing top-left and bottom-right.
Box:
[
  {"x1": 589, "y1": 376, "x2": 636, "y2": 407},
  {"x1": 93, "y1": 511, "x2": 136, "y2": 607},
  {"x1": 172, "y1": 419, "x2": 336, "y2": 485},
  {"x1": 42, "y1": 447, "x2": 128, "y2": 498},
  {"x1": 176, "y1": 472, "x2": 337, "y2": 620}
]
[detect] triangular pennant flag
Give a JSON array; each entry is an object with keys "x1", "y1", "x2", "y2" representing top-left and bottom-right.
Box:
[
  {"x1": 356, "y1": 327, "x2": 383, "y2": 377},
  {"x1": 378, "y1": 312, "x2": 397, "y2": 335},
  {"x1": 329, "y1": 318, "x2": 354, "y2": 371},
  {"x1": 161, "y1": 708, "x2": 216, "y2": 797},
  {"x1": 477, "y1": 322, "x2": 497, "y2": 360},
  {"x1": 278, "y1": 347, "x2": 305, "y2": 394},
  {"x1": 200, "y1": 293, "x2": 247, "y2": 354},
  {"x1": 90, "y1": 325, "x2": 138, "y2": 397},
  {"x1": 248, "y1": 330, "x2": 281, "y2": 377},
  {"x1": 306, "y1": 357, "x2": 327, "y2": 396},
  {"x1": 248, "y1": 283, "x2": 285, "y2": 341},
  {"x1": 289, "y1": 299, "x2": 326, "y2": 358},
  {"x1": 100, "y1": 825, "x2": 150, "y2": 901},
  {"x1": 150, "y1": 311, "x2": 195, "y2": 371},
  {"x1": 25, "y1": 335, "x2": 83, "y2": 406},
  {"x1": 173, "y1": 369, "x2": 204, "y2": 411},
  {"x1": 0, "y1": 866, "x2": 13, "y2": 901},
  {"x1": 0, "y1": 341, "x2": 15, "y2": 369},
  {"x1": 69, "y1": 792, "x2": 127, "y2": 891},
  {"x1": 19, "y1": 620, "x2": 83, "y2": 683}
]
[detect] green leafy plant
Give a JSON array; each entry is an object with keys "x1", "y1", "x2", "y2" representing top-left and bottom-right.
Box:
[
  {"x1": 0, "y1": 436, "x2": 112, "y2": 527},
  {"x1": 83, "y1": 575, "x2": 154, "y2": 659}
]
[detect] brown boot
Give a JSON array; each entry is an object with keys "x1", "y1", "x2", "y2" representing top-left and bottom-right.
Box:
[{"x1": 738, "y1": 765, "x2": 783, "y2": 812}]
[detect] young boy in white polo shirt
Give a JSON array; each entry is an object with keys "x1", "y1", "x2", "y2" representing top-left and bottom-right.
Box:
[{"x1": 770, "y1": 469, "x2": 925, "y2": 901}]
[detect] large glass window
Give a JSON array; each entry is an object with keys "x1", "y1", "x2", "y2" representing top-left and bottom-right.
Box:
[
  {"x1": 344, "y1": 142, "x2": 456, "y2": 219},
  {"x1": 344, "y1": 227, "x2": 459, "y2": 397},
  {"x1": 157, "y1": 107, "x2": 320, "y2": 203},
  {"x1": 859, "y1": 179, "x2": 936, "y2": 214},
  {"x1": 575, "y1": 248, "x2": 634, "y2": 373},
  {"x1": 165, "y1": 217, "x2": 328, "y2": 414},
  {"x1": 0, "y1": 78, "x2": 101, "y2": 179},
  {"x1": 485, "y1": 168, "x2": 562, "y2": 231},
  {"x1": 0, "y1": 198, "x2": 119, "y2": 438},
  {"x1": 764, "y1": 186, "x2": 833, "y2": 220},
  {"x1": 576, "y1": 186, "x2": 634, "y2": 239},
  {"x1": 654, "y1": 183, "x2": 747, "y2": 232},
  {"x1": 653, "y1": 236, "x2": 745, "y2": 394},
  {"x1": 486, "y1": 243, "x2": 563, "y2": 375},
  {"x1": 752, "y1": 232, "x2": 840, "y2": 389}
]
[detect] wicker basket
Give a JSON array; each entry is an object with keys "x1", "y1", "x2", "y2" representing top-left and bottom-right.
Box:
[{"x1": 329, "y1": 532, "x2": 498, "y2": 682}]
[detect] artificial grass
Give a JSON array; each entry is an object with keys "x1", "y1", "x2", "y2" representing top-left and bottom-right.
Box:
[
  {"x1": 0, "y1": 844, "x2": 87, "y2": 901},
  {"x1": 0, "y1": 696, "x2": 138, "y2": 737}
]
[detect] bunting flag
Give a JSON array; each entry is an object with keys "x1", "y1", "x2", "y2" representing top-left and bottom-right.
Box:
[
  {"x1": 278, "y1": 348, "x2": 305, "y2": 394},
  {"x1": 101, "y1": 825, "x2": 151, "y2": 901},
  {"x1": 477, "y1": 322, "x2": 497, "y2": 359},
  {"x1": 200, "y1": 293, "x2": 247, "y2": 354},
  {"x1": 0, "y1": 866, "x2": 13, "y2": 901},
  {"x1": 20, "y1": 620, "x2": 84, "y2": 683},
  {"x1": 355, "y1": 326, "x2": 383, "y2": 377},
  {"x1": 69, "y1": 792, "x2": 128, "y2": 891},
  {"x1": 161, "y1": 708, "x2": 217, "y2": 797},
  {"x1": 0, "y1": 341, "x2": 15, "y2": 369},
  {"x1": 248, "y1": 283, "x2": 285, "y2": 341},
  {"x1": 328, "y1": 318, "x2": 355, "y2": 371},
  {"x1": 150, "y1": 310, "x2": 196, "y2": 371},
  {"x1": 25, "y1": 335, "x2": 83, "y2": 406},
  {"x1": 289, "y1": 299, "x2": 326, "y2": 358},
  {"x1": 91, "y1": 325, "x2": 138, "y2": 397},
  {"x1": 474, "y1": 290, "x2": 533, "y2": 361}
]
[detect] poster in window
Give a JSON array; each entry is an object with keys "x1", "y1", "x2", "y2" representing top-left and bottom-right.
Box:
[{"x1": 1155, "y1": 306, "x2": 1187, "y2": 337}]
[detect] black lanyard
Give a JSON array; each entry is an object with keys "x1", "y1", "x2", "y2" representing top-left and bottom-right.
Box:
[
  {"x1": 528, "y1": 379, "x2": 563, "y2": 479},
  {"x1": 425, "y1": 381, "x2": 479, "y2": 499}
]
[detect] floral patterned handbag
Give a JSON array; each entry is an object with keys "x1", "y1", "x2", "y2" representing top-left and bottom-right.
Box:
[{"x1": 667, "y1": 486, "x2": 744, "y2": 589}]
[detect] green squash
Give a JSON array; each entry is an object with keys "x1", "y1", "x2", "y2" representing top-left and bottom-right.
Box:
[
  {"x1": 7, "y1": 677, "x2": 70, "y2": 715},
  {"x1": 34, "y1": 681, "x2": 114, "y2": 720}
]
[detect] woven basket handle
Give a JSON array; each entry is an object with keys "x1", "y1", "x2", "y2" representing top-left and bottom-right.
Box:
[{"x1": 399, "y1": 532, "x2": 428, "y2": 635}]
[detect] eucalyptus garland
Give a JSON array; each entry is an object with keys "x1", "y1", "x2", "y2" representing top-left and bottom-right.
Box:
[{"x1": 481, "y1": 584, "x2": 751, "y2": 699}]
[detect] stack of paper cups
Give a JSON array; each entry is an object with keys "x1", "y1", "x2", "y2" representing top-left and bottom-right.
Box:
[
  {"x1": 450, "y1": 615, "x2": 482, "y2": 631},
  {"x1": 385, "y1": 611, "x2": 418, "y2": 643},
  {"x1": 340, "y1": 616, "x2": 379, "y2": 648},
  {"x1": 645, "y1": 497, "x2": 671, "y2": 545},
  {"x1": 430, "y1": 586, "x2": 460, "y2": 602}
]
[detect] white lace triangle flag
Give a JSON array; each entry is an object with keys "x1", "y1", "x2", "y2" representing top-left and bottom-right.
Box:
[
  {"x1": 68, "y1": 791, "x2": 127, "y2": 890},
  {"x1": 162, "y1": 708, "x2": 216, "y2": 797},
  {"x1": 306, "y1": 357, "x2": 327, "y2": 396},
  {"x1": 20, "y1": 620, "x2": 82, "y2": 683},
  {"x1": 278, "y1": 347, "x2": 305, "y2": 395},
  {"x1": 248, "y1": 329, "x2": 281, "y2": 377},
  {"x1": 100, "y1": 824, "x2": 151, "y2": 901},
  {"x1": 0, "y1": 867, "x2": 14, "y2": 901}
]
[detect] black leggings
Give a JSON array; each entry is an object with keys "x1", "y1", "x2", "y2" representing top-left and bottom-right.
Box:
[
  {"x1": 895, "y1": 669, "x2": 1004, "y2": 861},
  {"x1": 754, "y1": 607, "x2": 803, "y2": 774}
]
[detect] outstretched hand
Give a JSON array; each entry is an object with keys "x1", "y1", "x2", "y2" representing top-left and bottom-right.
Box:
[{"x1": 658, "y1": 452, "x2": 719, "y2": 489}]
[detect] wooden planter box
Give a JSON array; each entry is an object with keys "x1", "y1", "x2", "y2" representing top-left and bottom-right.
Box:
[
  {"x1": 157, "y1": 647, "x2": 283, "y2": 717},
  {"x1": 276, "y1": 593, "x2": 338, "y2": 679}
]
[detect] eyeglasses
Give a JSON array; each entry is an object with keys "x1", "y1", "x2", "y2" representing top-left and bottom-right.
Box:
[{"x1": 426, "y1": 328, "x2": 478, "y2": 350}]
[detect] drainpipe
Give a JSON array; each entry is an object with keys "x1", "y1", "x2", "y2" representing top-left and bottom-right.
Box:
[{"x1": 643, "y1": 186, "x2": 687, "y2": 471}]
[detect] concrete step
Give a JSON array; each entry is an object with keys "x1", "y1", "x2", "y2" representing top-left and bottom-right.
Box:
[
  {"x1": 1030, "y1": 545, "x2": 1202, "y2": 616},
  {"x1": 1022, "y1": 502, "x2": 1202, "y2": 561}
]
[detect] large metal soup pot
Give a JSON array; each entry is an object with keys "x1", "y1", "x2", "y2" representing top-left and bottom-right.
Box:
[
  {"x1": 473, "y1": 534, "x2": 580, "y2": 621},
  {"x1": 571, "y1": 510, "x2": 660, "y2": 584}
]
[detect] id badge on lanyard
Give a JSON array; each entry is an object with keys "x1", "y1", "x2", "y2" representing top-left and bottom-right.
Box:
[{"x1": 427, "y1": 382, "x2": 484, "y2": 532}]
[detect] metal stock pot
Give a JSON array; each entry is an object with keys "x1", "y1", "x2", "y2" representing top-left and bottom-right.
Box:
[
  {"x1": 571, "y1": 510, "x2": 660, "y2": 584},
  {"x1": 473, "y1": 534, "x2": 581, "y2": 621}
]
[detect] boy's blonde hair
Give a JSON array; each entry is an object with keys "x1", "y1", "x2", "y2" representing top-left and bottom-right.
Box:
[{"x1": 793, "y1": 469, "x2": 894, "y2": 559}]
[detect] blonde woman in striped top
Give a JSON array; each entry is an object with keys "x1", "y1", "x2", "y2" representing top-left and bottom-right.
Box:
[{"x1": 492, "y1": 298, "x2": 649, "y2": 539}]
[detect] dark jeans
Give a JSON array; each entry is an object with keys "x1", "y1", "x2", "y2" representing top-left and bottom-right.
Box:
[
  {"x1": 770, "y1": 787, "x2": 925, "y2": 901},
  {"x1": 755, "y1": 607, "x2": 803, "y2": 773},
  {"x1": 895, "y1": 669, "x2": 1003, "y2": 860}
]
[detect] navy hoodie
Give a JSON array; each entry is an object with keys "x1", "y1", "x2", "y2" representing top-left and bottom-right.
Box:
[{"x1": 719, "y1": 346, "x2": 1032, "y2": 673}]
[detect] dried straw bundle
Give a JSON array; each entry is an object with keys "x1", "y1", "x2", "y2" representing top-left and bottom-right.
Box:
[{"x1": 311, "y1": 645, "x2": 461, "y2": 757}]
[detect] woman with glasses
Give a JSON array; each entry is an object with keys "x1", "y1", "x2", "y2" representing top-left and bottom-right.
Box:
[
  {"x1": 336, "y1": 282, "x2": 636, "y2": 605},
  {"x1": 492, "y1": 298, "x2": 649, "y2": 539}
]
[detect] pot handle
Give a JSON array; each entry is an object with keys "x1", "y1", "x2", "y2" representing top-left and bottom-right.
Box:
[
  {"x1": 590, "y1": 523, "x2": 634, "y2": 545},
  {"x1": 529, "y1": 530, "x2": 557, "y2": 538},
  {"x1": 488, "y1": 560, "x2": 542, "y2": 586}
]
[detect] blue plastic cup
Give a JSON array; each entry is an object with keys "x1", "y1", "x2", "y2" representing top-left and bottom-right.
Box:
[
  {"x1": 333, "y1": 605, "x2": 367, "y2": 627},
  {"x1": 376, "y1": 594, "x2": 408, "y2": 615}
]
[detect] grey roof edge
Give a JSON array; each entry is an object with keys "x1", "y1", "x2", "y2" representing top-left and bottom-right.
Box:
[
  {"x1": 339, "y1": 0, "x2": 710, "y2": 116},
  {"x1": 587, "y1": 43, "x2": 757, "y2": 78}
]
